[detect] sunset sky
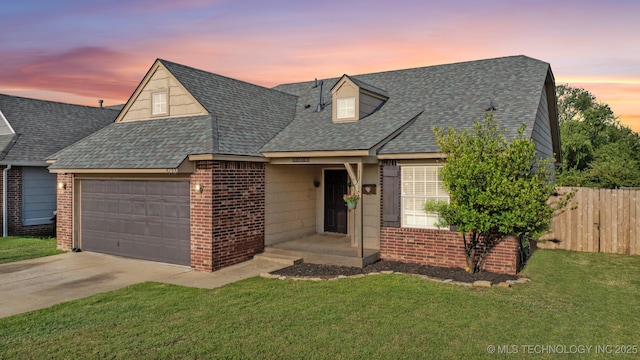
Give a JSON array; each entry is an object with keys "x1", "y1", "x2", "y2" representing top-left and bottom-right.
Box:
[{"x1": 2, "y1": 0, "x2": 639, "y2": 131}]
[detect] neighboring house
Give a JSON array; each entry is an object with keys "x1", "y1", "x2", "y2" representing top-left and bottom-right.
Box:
[
  {"x1": 0, "y1": 94, "x2": 118, "y2": 237},
  {"x1": 47, "y1": 55, "x2": 560, "y2": 274}
]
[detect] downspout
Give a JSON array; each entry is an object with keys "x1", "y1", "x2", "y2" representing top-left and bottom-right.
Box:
[{"x1": 3, "y1": 164, "x2": 11, "y2": 237}]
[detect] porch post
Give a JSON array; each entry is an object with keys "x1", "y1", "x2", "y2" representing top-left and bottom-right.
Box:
[
  {"x1": 344, "y1": 162, "x2": 364, "y2": 260},
  {"x1": 357, "y1": 161, "x2": 363, "y2": 259}
]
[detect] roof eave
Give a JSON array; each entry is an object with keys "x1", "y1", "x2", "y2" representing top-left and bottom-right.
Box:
[
  {"x1": 377, "y1": 152, "x2": 445, "y2": 160},
  {"x1": 0, "y1": 160, "x2": 48, "y2": 167},
  {"x1": 263, "y1": 150, "x2": 372, "y2": 158},
  {"x1": 48, "y1": 158, "x2": 195, "y2": 174},
  {"x1": 188, "y1": 154, "x2": 269, "y2": 163}
]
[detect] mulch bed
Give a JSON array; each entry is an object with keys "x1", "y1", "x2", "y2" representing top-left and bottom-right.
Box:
[{"x1": 271, "y1": 260, "x2": 520, "y2": 283}]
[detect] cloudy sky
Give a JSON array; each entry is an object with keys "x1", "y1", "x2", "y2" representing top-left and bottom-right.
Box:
[{"x1": 2, "y1": 0, "x2": 639, "y2": 131}]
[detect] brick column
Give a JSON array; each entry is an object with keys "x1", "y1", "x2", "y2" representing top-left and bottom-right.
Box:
[
  {"x1": 7, "y1": 167, "x2": 21, "y2": 235},
  {"x1": 190, "y1": 161, "x2": 214, "y2": 271},
  {"x1": 56, "y1": 173, "x2": 74, "y2": 250}
]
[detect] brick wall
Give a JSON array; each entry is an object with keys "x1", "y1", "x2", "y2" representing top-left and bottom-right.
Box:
[
  {"x1": 56, "y1": 173, "x2": 74, "y2": 250},
  {"x1": 0, "y1": 166, "x2": 55, "y2": 237},
  {"x1": 211, "y1": 160, "x2": 265, "y2": 271},
  {"x1": 380, "y1": 227, "x2": 520, "y2": 274},
  {"x1": 189, "y1": 160, "x2": 266, "y2": 272}
]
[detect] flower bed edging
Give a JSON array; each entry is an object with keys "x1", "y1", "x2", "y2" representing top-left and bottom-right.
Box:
[{"x1": 260, "y1": 271, "x2": 531, "y2": 288}]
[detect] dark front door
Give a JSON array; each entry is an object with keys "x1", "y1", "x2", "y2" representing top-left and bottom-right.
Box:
[{"x1": 324, "y1": 170, "x2": 348, "y2": 234}]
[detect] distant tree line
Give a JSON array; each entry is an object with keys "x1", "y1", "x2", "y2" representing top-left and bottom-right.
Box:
[{"x1": 556, "y1": 85, "x2": 640, "y2": 188}]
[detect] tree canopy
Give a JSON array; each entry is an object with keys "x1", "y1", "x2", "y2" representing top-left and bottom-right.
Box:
[
  {"x1": 556, "y1": 85, "x2": 640, "y2": 188},
  {"x1": 425, "y1": 113, "x2": 558, "y2": 273}
]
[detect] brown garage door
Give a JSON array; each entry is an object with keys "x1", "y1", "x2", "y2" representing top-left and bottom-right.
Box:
[{"x1": 80, "y1": 180, "x2": 190, "y2": 265}]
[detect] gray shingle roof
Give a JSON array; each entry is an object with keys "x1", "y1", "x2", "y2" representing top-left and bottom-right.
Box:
[
  {"x1": 265, "y1": 55, "x2": 550, "y2": 154},
  {"x1": 48, "y1": 55, "x2": 552, "y2": 170},
  {"x1": 161, "y1": 60, "x2": 298, "y2": 156},
  {"x1": 0, "y1": 94, "x2": 118, "y2": 165},
  {"x1": 260, "y1": 77, "x2": 421, "y2": 152},
  {"x1": 48, "y1": 60, "x2": 299, "y2": 170},
  {"x1": 48, "y1": 115, "x2": 215, "y2": 169}
]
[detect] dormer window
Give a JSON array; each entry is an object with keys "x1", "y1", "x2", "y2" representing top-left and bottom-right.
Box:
[
  {"x1": 152, "y1": 91, "x2": 167, "y2": 115},
  {"x1": 337, "y1": 97, "x2": 355, "y2": 119},
  {"x1": 331, "y1": 75, "x2": 388, "y2": 123}
]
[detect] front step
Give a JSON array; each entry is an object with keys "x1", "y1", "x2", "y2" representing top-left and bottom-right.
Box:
[
  {"x1": 253, "y1": 251, "x2": 303, "y2": 266},
  {"x1": 260, "y1": 246, "x2": 380, "y2": 268}
]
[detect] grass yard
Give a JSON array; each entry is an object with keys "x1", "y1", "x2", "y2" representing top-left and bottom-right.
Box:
[
  {"x1": 0, "y1": 236, "x2": 63, "y2": 264},
  {"x1": 1, "y1": 249, "x2": 639, "y2": 359}
]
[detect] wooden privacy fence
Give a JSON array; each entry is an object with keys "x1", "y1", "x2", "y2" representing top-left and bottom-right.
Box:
[{"x1": 538, "y1": 186, "x2": 640, "y2": 255}]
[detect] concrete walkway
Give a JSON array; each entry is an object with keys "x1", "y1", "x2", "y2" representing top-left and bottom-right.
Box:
[{"x1": 0, "y1": 252, "x2": 288, "y2": 318}]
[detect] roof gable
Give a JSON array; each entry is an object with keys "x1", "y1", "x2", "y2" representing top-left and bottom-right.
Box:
[
  {"x1": 159, "y1": 59, "x2": 298, "y2": 156},
  {"x1": 331, "y1": 74, "x2": 389, "y2": 98},
  {"x1": 117, "y1": 60, "x2": 208, "y2": 122},
  {"x1": 49, "y1": 59, "x2": 300, "y2": 170}
]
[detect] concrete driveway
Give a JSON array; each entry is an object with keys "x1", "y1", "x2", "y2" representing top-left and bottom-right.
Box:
[{"x1": 0, "y1": 251, "x2": 287, "y2": 318}]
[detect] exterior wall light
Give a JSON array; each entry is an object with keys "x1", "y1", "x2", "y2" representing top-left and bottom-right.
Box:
[
  {"x1": 194, "y1": 184, "x2": 204, "y2": 193},
  {"x1": 57, "y1": 182, "x2": 66, "y2": 190}
]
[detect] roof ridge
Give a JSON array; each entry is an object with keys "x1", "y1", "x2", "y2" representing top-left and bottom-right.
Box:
[
  {"x1": 158, "y1": 59, "x2": 298, "y2": 99},
  {"x1": 0, "y1": 93, "x2": 120, "y2": 112},
  {"x1": 274, "y1": 55, "x2": 545, "y2": 87}
]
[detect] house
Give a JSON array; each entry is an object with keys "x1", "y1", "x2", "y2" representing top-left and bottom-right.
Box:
[
  {"x1": 47, "y1": 55, "x2": 560, "y2": 274},
  {"x1": 0, "y1": 94, "x2": 118, "y2": 237}
]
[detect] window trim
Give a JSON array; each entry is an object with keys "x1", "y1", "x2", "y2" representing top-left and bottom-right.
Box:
[
  {"x1": 336, "y1": 97, "x2": 356, "y2": 119},
  {"x1": 400, "y1": 165, "x2": 449, "y2": 229},
  {"x1": 151, "y1": 91, "x2": 168, "y2": 116}
]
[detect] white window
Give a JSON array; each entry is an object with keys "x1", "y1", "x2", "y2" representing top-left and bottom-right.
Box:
[
  {"x1": 401, "y1": 166, "x2": 449, "y2": 228},
  {"x1": 152, "y1": 91, "x2": 167, "y2": 115},
  {"x1": 336, "y1": 97, "x2": 355, "y2": 119}
]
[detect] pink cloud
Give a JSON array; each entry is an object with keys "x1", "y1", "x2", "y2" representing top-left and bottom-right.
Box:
[{"x1": 0, "y1": 47, "x2": 147, "y2": 103}]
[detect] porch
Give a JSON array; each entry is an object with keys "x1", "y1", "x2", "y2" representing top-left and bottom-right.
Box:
[{"x1": 256, "y1": 233, "x2": 380, "y2": 268}]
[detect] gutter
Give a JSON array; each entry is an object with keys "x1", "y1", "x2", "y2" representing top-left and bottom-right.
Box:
[{"x1": 3, "y1": 164, "x2": 10, "y2": 237}]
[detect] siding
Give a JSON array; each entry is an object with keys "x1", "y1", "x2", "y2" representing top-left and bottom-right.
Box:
[
  {"x1": 359, "y1": 92, "x2": 384, "y2": 118},
  {"x1": 362, "y1": 164, "x2": 380, "y2": 248},
  {"x1": 121, "y1": 64, "x2": 207, "y2": 121},
  {"x1": 22, "y1": 167, "x2": 56, "y2": 226},
  {"x1": 0, "y1": 110, "x2": 14, "y2": 135},
  {"x1": 531, "y1": 87, "x2": 554, "y2": 161},
  {"x1": 265, "y1": 164, "x2": 318, "y2": 245}
]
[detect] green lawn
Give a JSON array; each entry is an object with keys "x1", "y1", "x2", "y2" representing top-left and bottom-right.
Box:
[
  {"x1": 1, "y1": 249, "x2": 638, "y2": 359},
  {"x1": 0, "y1": 236, "x2": 63, "y2": 264}
]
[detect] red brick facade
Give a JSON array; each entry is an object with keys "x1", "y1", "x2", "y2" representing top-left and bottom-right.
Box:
[
  {"x1": 210, "y1": 160, "x2": 265, "y2": 270},
  {"x1": 380, "y1": 227, "x2": 520, "y2": 274},
  {"x1": 56, "y1": 173, "x2": 74, "y2": 250},
  {"x1": 378, "y1": 163, "x2": 521, "y2": 275},
  {"x1": 190, "y1": 161, "x2": 215, "y2": 271},
  {"x1": 190, "y1": 160, "x2": 265, "y2": 271},
  {"x1": 56, "y1": 161, "x2": 265, "y2": 272},
  {"x1": 0, "y1": 166, "x2": 55, "y2": 237}
]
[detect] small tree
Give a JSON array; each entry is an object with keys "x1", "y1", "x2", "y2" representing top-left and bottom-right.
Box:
[{"x1": 425, "y1": 113, "x2": 560, "y2": 273}]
